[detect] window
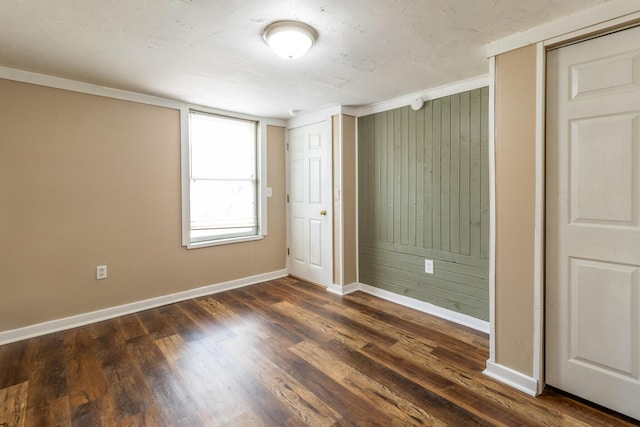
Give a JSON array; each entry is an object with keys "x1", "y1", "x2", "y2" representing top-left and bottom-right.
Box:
[{"x1": 182, "y1": 109, "x2": 266, "y2": 248}]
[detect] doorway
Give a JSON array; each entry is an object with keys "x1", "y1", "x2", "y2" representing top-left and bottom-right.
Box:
[
  {"x1": 286, "y1": 120, "x2": 333, "y2": 287},
  {"x1": 546, "y1": 25, "x2": 640, "y2": 420}
]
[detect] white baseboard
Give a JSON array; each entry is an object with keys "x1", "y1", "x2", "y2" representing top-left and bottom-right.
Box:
[
  {"x1": 483, "y1": 360, "x2": 539, "y2": 397},
  {"x1": 0, "y1": 269, "x2": 288, "y2": 345},
  {"x1": 326, "y1": 282, "x2": 359, "y2": 296},
  {"x1": 357, "y1": 282, "x2": 490, "y2": 334}
]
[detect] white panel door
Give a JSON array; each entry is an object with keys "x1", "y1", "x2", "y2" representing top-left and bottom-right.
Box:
[
  {"x1": 287, "y1": 120, "x2": 332, "y2": 286},
  {"x1": 546, "y1": 26, "x2": 640, "y2": 420}
]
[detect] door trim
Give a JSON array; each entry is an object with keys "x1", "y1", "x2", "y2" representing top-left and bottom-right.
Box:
[
  {"x1": 533, "y1": 42, "x2": 547, "y2": 394},
  {"x1": 543, "y1": 27, "x2": 640, "y2": 417},
  {"x1": 533, "y1": 42, "x2": 546, "y2": 394},
  {"x1": 487, "y1": 56, "x2": 496, "y2": 363},
  {"x1": 537, "y1": 20, "x2": 640, "y2": 394},
  {"x1": 484, "y1": 48, "x2": 546, "y2": 395},
  {"x1": 486, "y1": 0, "x2": 640, "y2": 57},
  {"x1": 487, "y1": 12, "x2": 640, "y2": 398}
]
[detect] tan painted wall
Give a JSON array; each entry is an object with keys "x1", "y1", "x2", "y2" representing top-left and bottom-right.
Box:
[
  {"x1": 333, "y1": 115, "x2": 341, "y2": 284},
  {"x1": 332, "y1": 114, "x2": 357, "y2": 286},
  {"x1": 494, "y1": 45, "x2": 537, "y2": 376},
  {"x1": 0, "y1": 78, "x2": 286, "y2": 333},
  {"x1": 342, "y1": 115, "x2": 357, "y2": 285}
]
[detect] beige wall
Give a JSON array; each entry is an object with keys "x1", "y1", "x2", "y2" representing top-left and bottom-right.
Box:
[
  {"x1": 342, "y1": 115, "x2": 357, "y2": 285},
  {"x1": 333, "y1": 115, "x2": 341, "y2": 284},
  {"x1": 494, "y1": 45, "x2": 537, "y2": 375},
  {"x1": 332, "y1": 114, "x2": 357, "y2": 286},
  {"x1": 0, "y1": 78, "x2": 286, "y2": 332}
]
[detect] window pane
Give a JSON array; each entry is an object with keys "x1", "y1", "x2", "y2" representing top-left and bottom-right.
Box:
[
  {"x1": 190, "y1": 113, "x2": 256, "y2": 180},
  {"x1": 189, "y1": 111, "x2": 258, "y2": 243},
  {"x1": 190, "y1": 179, "x2": 256, "y2": 230}
]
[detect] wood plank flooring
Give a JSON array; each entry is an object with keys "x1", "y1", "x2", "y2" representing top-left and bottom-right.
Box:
[{"x1": 0, "y1": 276, "x2": 637, "y2": 426}]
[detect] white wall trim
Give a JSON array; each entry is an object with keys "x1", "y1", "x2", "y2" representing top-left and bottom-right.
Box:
[
  {"x1": 0, "y1": 66, "x2": 181, "y2": 109},
  {"x1": 325, "y1": 118, "x2": 336, "y2": 288},
  {"x1": 259, "y1": 120, "x2": 269, "y2": 236},
  {"x1": 264, "y1": 117, "x2": 288, "y2": 127},
  {"x1": 0, "y1": 269, "x2": 288, "y2": 346},
  {"x1": 287, "y1": 106, "x2": 343, "y2": 129},
  {"x1": 180, "y1": 105, "x2": 191, "y2": 247},
  {"x1": 327, "y1": 282, "x2": 359, "y2": 296},
  {"x1": 488, "y1": 56, "x2": 497, "y2": 363},
  {"x1": 0, "y1": 66, "x2": 287, "y2": 127},
  {"x1": 283, "y1": 77, "x2": 489, "y2": 127},
  {"x1": 354, "y1": 75, "x2": 490, "y2": 117},
  {"x1": 340, "y1": 106, "x2": 359, "y2": 117},
  {"x1": 358, "y1": 282, "x2": 490, "y2": 334},
  {"x1": 486, "y1": 0, "x2": 640, "y2": 57},
  {"x1": 533, "y1": 42, "x2": 546, "y2": 394},
  {"x1": 326, "y1": 280, "x2": 490, "y2": 332},
  {"x1": 543, "y1": 11, "x2": 640, "y2": 48},
  {"x1": 484, "y1": 360, "x2": 539, "y2": 397}
]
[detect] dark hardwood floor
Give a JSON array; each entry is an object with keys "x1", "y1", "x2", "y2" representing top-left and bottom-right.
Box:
[{"x1": 1, "y1": 276, "x2": 637, "y2": 426}]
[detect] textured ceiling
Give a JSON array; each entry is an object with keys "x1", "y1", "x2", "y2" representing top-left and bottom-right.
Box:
[{"x1": 0, "y1": 0, "x2": 612, "y2": 118}]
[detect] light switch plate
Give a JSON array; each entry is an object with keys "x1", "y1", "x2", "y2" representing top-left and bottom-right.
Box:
[{"x1": 96, "y1": 265, "x2": 108, "y2": 280}]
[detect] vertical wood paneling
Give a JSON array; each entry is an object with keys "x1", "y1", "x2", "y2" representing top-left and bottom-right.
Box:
[
  {"x1": 450, "y1": 94, "x2": 461, "y2": 254},
  {"x1": 459, "y1": 93, "x2": 471, "y2": 256},
  {"x1": 424, "y1": 101, "x2": 433, "y2": 249},
  {"x1": 469, "y1": 90, "x2": 482, "y2": 257},
  {"x1": 386, "y1": 111, "x2": 395, "y2": 243},
  {"x1": 358, "y1": 87, "x2": 490, "y2": 321},
  {"x1": 401, "y1": 107, "x2": 410, "y2": 246},
  {"x1": 480, "y1": 87, "x2": 490, "y2": 258},
  {"x1": 416, "y1": 107, "x2": 425, "y2": 249},
  {"x1": 393, "y1": 109, "x2": 402, "y2": 245},
  {"x1": 370, "y1": 115, "x2": 376, "y2": 240},
  {"x1": 369, "y1": 115, "x2": 376, "y2": 240},
  {"x1": 358, "y1": 115, "x2": 369, "y2": 241},
  {"x1": 373, "y1": 113, "x2": 388, "y2": 242},
  {"x1": 432, "y1": 99, "x2": 442, "y2": 251},
  {"x1": 440, "y1": 97, "x2": 451, "y2": 253},
  {"x1": 408, "y1": 108, "x2": 417, "y2": 247}
]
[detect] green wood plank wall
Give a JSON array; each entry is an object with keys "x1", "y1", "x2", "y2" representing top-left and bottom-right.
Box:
[{"x1": 358, "y1": 87, "x2": 490, "y2": 321}]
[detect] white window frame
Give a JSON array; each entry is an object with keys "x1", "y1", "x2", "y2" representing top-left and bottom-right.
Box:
[{"x1": 180, "y1": 104, "x2": 268, "y2": 249}]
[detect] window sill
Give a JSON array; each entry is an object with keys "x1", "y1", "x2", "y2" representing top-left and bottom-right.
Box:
[{"x1": 186, "y1": 234, "x2": 264, "y2": 250}]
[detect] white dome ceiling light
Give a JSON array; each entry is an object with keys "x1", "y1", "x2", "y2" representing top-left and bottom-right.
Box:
[{"x1": 263, "y1": 21, "x2": 317, "y2": 60}]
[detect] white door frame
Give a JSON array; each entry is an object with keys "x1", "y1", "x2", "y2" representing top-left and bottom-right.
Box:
[
  {"x1": 486, "y1": 3, "x2": 640, "y2": 396},
  {"x1": 536, "y1": 22, "x2": 640, "y2": 393},
  {"x1": 285, "y1": 117, "x2": 334, "y2": 287},
  {"x1": 544, "y1": 27, "x2": 640, "y2": 417},
  {"x1": 533, "y1": 42, "x2": 546, "y2": 394}
]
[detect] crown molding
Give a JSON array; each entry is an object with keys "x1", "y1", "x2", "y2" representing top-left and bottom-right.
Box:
[
  {"x1": 486, "y1": 0, "x2": 640, "y2": 57},
  {"x1": 353, "y1": 75, "x2": 490, "y2": 117}
]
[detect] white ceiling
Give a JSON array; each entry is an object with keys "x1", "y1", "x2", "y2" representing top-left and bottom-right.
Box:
[{"x1": 0, "y1": 0, "x2": 611, "y2": 119}]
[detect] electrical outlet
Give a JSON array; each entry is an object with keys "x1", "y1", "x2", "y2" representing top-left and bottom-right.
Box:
[
  {"x1": 96, "y1": 265, "x2": 108, "y2": 280},
  {"x1": 424, "y1": 259, "x2": 434, "y2": 275}
]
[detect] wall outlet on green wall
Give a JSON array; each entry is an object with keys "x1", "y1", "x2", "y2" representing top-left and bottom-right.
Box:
[{"x1": 425, "y1": 259, "x2": 434, "y2": 274}]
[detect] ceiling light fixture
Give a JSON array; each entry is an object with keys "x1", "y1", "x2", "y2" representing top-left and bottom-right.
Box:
[{"x1": 263, "y1": 21, "x2": 317, "y2": 60}]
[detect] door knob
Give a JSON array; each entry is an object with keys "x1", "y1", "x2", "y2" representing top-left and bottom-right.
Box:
[{"x1": 320, "y1": 209, "x2": 327, "y2": 216}]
